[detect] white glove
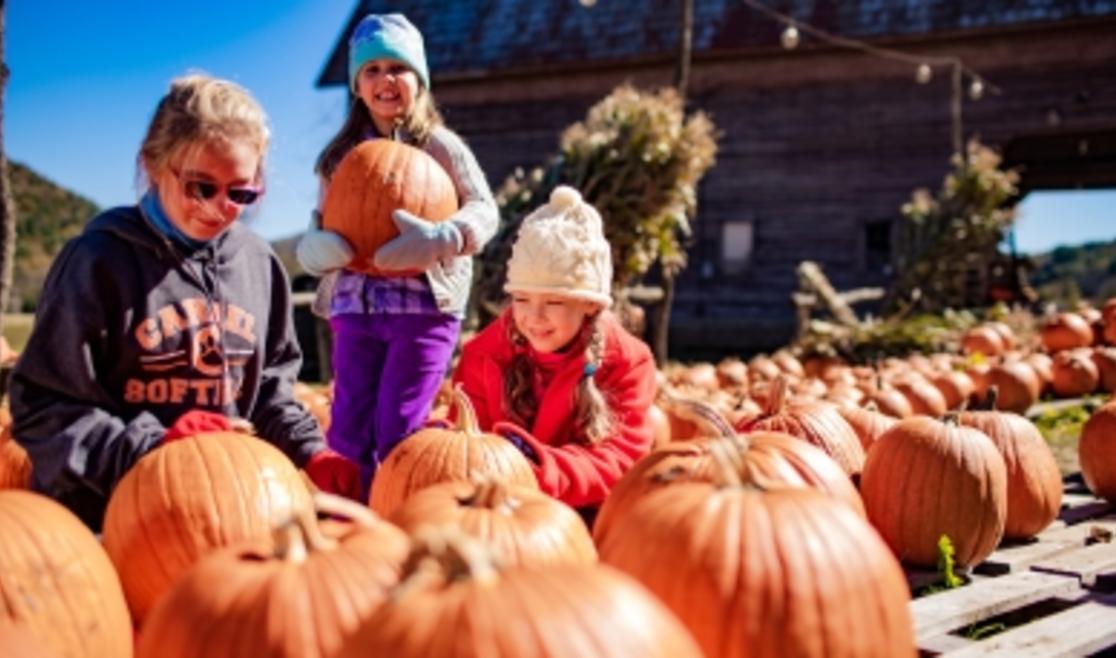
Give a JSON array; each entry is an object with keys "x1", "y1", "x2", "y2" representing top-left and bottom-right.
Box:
[
  {"x1": 372, "y1": 209, "x2": 463, "y2": 272},
  {"x1": 296, "y1": 227, "x2": 354, "y2": 276}
]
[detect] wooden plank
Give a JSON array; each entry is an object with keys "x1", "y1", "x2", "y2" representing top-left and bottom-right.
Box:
[
  {"x1": 1038, "y1": 516, "x2": 1116, "y2": 544},
  {"x1": 939, "y1": 595, "x2": 1116, "y2": 658},
  {"x1": 975, "y1": 540, "x2": 1077, "y2": 576},
  {"x1": 1031, "y1": 543, "x2": 1116, "y2": 586},
  {"x1": 911, "y1": 571, "x2": 1082, "y2": 640}
]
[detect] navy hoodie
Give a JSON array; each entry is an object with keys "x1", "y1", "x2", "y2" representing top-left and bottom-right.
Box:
[{"x1": 10, "y1": 205, "x2": 325, "y2": 529}]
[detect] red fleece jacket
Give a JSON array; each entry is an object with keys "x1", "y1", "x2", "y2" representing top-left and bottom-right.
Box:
[{"x1": 452, "y1": 310, "x2": 657, "y2": 508}]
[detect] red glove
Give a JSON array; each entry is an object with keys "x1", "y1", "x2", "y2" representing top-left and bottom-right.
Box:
[
  {"x1": 304, "y1": 450, "x2": 363, "y2": 501},
  {"x1": 163, "y1": 410, "x2": 234, "y2": 443}
]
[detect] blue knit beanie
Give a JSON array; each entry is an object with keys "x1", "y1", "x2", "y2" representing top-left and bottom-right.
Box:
[{"x1": 348, "y1": 13, "x2": 430, "y2": 91}]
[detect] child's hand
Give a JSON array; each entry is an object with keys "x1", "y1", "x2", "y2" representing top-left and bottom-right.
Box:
[
  {"x1": 163, "y1": 410, "x2": 235, "y2": 443},
  {"x1": 492, "y1": 420, "x2": 541, "y2": 464},
  {"x1": 297, "y1": 228, "x2": 354, "y2": 276},
  {"x1": 372, "y1": 209, "x2": 463, "y2": 271},
  {"x1": 303, "y1": 449, "x2": 363, "y2": 501}
]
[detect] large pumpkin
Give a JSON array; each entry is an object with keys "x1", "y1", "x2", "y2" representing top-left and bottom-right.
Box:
[
  {"x1": 137, "y1": 494, "x2": 410, "y2": 658},
  {"x1": 860, "y1": 416, "x2": 1007, "y2": 568},
  {"x1": 341, "y1": 531, "x2": 703, "y2": 658},
  {"x1": 735, "y1": 376, "x2": 865, "y2": 476},
  {"x1": 369, "y1": 385, "x2": 538, "y2": 518},
  {"x1": 0, "y1": 490, "x2": 133, "y2": 658},
  {"x1": 599, "y1": 440, "x2": 915, "y2": 658},
  {"x1": 391, "y1": 479, "x2": 597, "y2": 567},
  {"x1": 957, "y1": 410, "x2": 1063, "y2": 539},
  {"x1": 0, "y1": 621, "x2": 61, "y2": 658},
  {"x1": 102, "y1": 432, "x2": 314, "y2": 624},
  {"x1": 593, "y1": 419, "x2": 865, "y2": 548},
  {"x1": 321, "y1": 139, "x2": 458, "y2": 276},
  {"x1": 1080, "y1": 400, "x2": 1116, "y2": 502}
]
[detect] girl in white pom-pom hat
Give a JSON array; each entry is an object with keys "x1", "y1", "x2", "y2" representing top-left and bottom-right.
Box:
[{"x1": 451, "y1": 185, "x2": 657, "y2": 519}]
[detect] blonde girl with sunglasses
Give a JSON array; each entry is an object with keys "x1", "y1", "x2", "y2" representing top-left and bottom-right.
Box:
[{"x1": 9, "y1": 73, "x2": 361, "y2": 530}]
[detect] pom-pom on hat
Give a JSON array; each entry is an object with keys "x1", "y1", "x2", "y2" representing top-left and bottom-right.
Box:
[
  {"x1": 505, "y1": 186, "x2": 613, "y2": 308},
  {"x1": 348, "y1": 13, "x2": 430, "y2": 92}
]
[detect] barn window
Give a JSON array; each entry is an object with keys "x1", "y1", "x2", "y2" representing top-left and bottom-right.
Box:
[
  {"x1": 864, "y1": 220, "x2": 893, "y2": 275},
  {"x1": 721, "y1": 221, "x2": 754, "y2": 275}
]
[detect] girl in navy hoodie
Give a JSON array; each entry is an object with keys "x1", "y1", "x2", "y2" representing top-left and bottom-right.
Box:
[{"x1": 9, "y1": 74, "x2": 360, "y2": 529}]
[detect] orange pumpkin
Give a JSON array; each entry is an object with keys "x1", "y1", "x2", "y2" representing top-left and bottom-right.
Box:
[
  {"x1": 391, "y1": 479, "x2": 597, "y2": 567},
  {"x1": 957, "y1": 410, "x2": 1062, "y2": 539},
  {"x1": 837, "y1": 403, "x2": 897, "y2": 452},
  {"x1": 1091, "y1": 347, "x2": 1116, "y2": 393},
  {"x1": 0, "y1": 424, "x2": 31, "y2": 490},
  {"x1": 961, "y1": 325, "x2": 1006, "y2": 356},
  {"x1": 599, "y1": 441, "x2": 915, "y2": 658},
  {"x1": 1050, "y1": 349, "x2": 1099, "y2": 398},
  {"x1": 736, "y1": 377, "x2": 865, "y2": 477},
  {"x1": 1040, "y1": 312, "x2": 1095, "y2": 353},
  {"x1": 321, "y1": 139, "x2": 458, "y2": 277},
  {"x1": 342, "y1": 531, "x2": 703, "y2": 658},
  {"x1": 860, "y1": 416, "x2": 1006, "y2": 568},
  {"x1": 0, "y1": 491, "x2": 133, "y2": 658},
  {"x1": 931, "y1": 370, "x2": 976, "y2": 411},
  {"x1": 369, "y1": 385, "x2": 538, "y2": 518},
  {"x1": 986, "y1": 361, "x2": 1041, "y2": 414},
  {"x1": 593, "y1": 421, "x2": 865, "y2": 547},
  {"x1": 1080, "y1": 401, "x2": 1116, "y2": 502},
  {"x1": 137, "y1": 494, "x2": 409, "y2": 658},
  {"x1": 102, "y1": 432, "x2": 314, "y2": 624},
  {"x1": 893, "y1": 376, "x2": 949, "y2": 417},
  {"x1": 0, "y1": 621, "x2": 61, "y2": 658}
]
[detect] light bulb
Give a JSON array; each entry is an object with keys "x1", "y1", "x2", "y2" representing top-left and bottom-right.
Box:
[
  {"x1": 780, "y1": 25, "x2": 800, "y2": 50},
  {"x1": 916, "y1": 63, "x2": 932, "y2": 84},
  {"x1": 578, "y1": 0, "x2": 597, "y2": 6},
  {"x1": 969, "y1": 78, "x2": 985, "y2": 100}
]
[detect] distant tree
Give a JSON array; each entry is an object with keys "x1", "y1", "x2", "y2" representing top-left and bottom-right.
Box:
[{"x1": 0, "y1": 0, "x2": 15, "y2": 327}]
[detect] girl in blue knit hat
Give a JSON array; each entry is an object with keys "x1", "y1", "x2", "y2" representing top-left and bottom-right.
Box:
[{"x1": 297, "y1": 13, "x2": 498, "y2": 495}]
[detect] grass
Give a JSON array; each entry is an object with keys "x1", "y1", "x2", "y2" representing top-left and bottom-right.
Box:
[
  {"x1": 1, "y1": 313, "x2": 34, "y2": 353},
  {"x1": 1030, "y1": 395, "x2": 1107, "y2": 476}
]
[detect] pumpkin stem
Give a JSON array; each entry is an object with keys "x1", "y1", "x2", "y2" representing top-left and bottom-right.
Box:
[
  {"x1": 395, "y1": 528, "x2": 500, "y2": 598},
  {"x1": 450, "y1": 383, "x2": 483, "y2": 438},
  {"x1": 465, "y1": 479, "x2": 516, "y2": 511},
  {"x1": 272, "y1": 493, "x2": 387, "y2": 563},
  {"x1": 390, "y1": 118, "x2": 403, "y2": 142},
  {"x1": 312, "y1": 491, "x2": 384, "y2": 529},
  {"x1": 707, "y1": 438, "x2": 744, "y2": 489},
  {"x1": 983, "y1": 385, "x2": 999, "y2": 411},
  {"x1": 764, "y1": 376, "x2": 788, "y2": 417},
  {"x1": 661, "y1": 395, "x2": 737, "y2": 439}
]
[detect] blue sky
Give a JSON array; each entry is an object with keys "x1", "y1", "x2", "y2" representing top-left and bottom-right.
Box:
[{"x1": 7, "y1": 1, "x2": 1115, "y2": 251}]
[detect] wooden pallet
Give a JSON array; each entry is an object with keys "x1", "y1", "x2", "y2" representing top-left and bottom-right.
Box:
[{"x1": 909, "y1": 481, "x2": 1116, "y2": 656}]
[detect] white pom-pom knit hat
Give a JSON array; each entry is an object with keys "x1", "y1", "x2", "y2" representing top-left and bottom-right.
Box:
[{"x1": 504, "y1": 186, "x2": 613, "y2": 308}]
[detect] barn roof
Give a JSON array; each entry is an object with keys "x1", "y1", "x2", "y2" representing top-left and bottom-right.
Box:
[{"x1": 317, "y1": 0, "x2": 1116, "y2": 87}]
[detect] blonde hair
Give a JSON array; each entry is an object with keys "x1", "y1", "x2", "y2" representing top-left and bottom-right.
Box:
[
  {"x1": 138, "y1": 73, "x2": 269, "y2": 188},
  {"x1": 315, "y1": 88, "x2": 443, "y2": 179},
  {"x1": 504, "y1": 312, "x2": 614, "y2": 445}
]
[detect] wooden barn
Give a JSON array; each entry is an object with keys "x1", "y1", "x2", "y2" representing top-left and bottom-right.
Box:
[{"x1": 316, "y1": 0, "x2": 1116, "y2": 358}]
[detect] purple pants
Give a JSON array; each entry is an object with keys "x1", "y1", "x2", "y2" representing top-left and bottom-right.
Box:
[{"x1": 327, "y1": 313, "x2": 460, "y2": 491}]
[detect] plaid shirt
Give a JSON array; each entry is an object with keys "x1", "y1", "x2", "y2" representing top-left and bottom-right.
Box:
[{"x1": 330, "y1": 270, "x2": 442, "y2": 316}]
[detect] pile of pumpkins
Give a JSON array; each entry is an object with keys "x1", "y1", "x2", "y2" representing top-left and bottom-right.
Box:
[{"x1": 3, "y1": 298, "x2": 1116, "y2": 657}]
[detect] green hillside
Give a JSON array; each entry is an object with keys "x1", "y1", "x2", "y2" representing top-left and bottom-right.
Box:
[
  {"x1": 9, "y1": 161, "x2": 99, "y2": 311},
  {"x1": 1029, "y1": 239, "x2": 1116, "y2": 306}
]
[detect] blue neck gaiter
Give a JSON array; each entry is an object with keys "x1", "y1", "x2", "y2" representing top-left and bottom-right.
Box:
[{"x1": 140, "y1": 189, "x2": 206, "y2": 250}]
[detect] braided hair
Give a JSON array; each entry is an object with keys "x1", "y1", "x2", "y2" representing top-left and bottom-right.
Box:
[{"x1": 504, "y1": 313, "x2": 614, "y2": 445}]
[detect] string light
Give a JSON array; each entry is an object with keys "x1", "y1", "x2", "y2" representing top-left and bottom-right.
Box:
[
  {"x1": 969, "y1": 78, "x2": 985, "y2": 100},
  {"x1": 578, "y1": 0, "x2": 597, "y2": 6},
  {"x1": 739, "y1": 0, "x2": 998, "y2": 155},
  {"x1": 780, "y1": 24, "x2": 800, "y2": 50},
  {"x1": 916, "y1": 63, "x2": 933, "y2": 84}
]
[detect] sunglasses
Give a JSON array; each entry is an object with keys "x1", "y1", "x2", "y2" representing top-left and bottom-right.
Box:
[{"x1": 173, "y1": 170, "x2": 263, "y2": 206}]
